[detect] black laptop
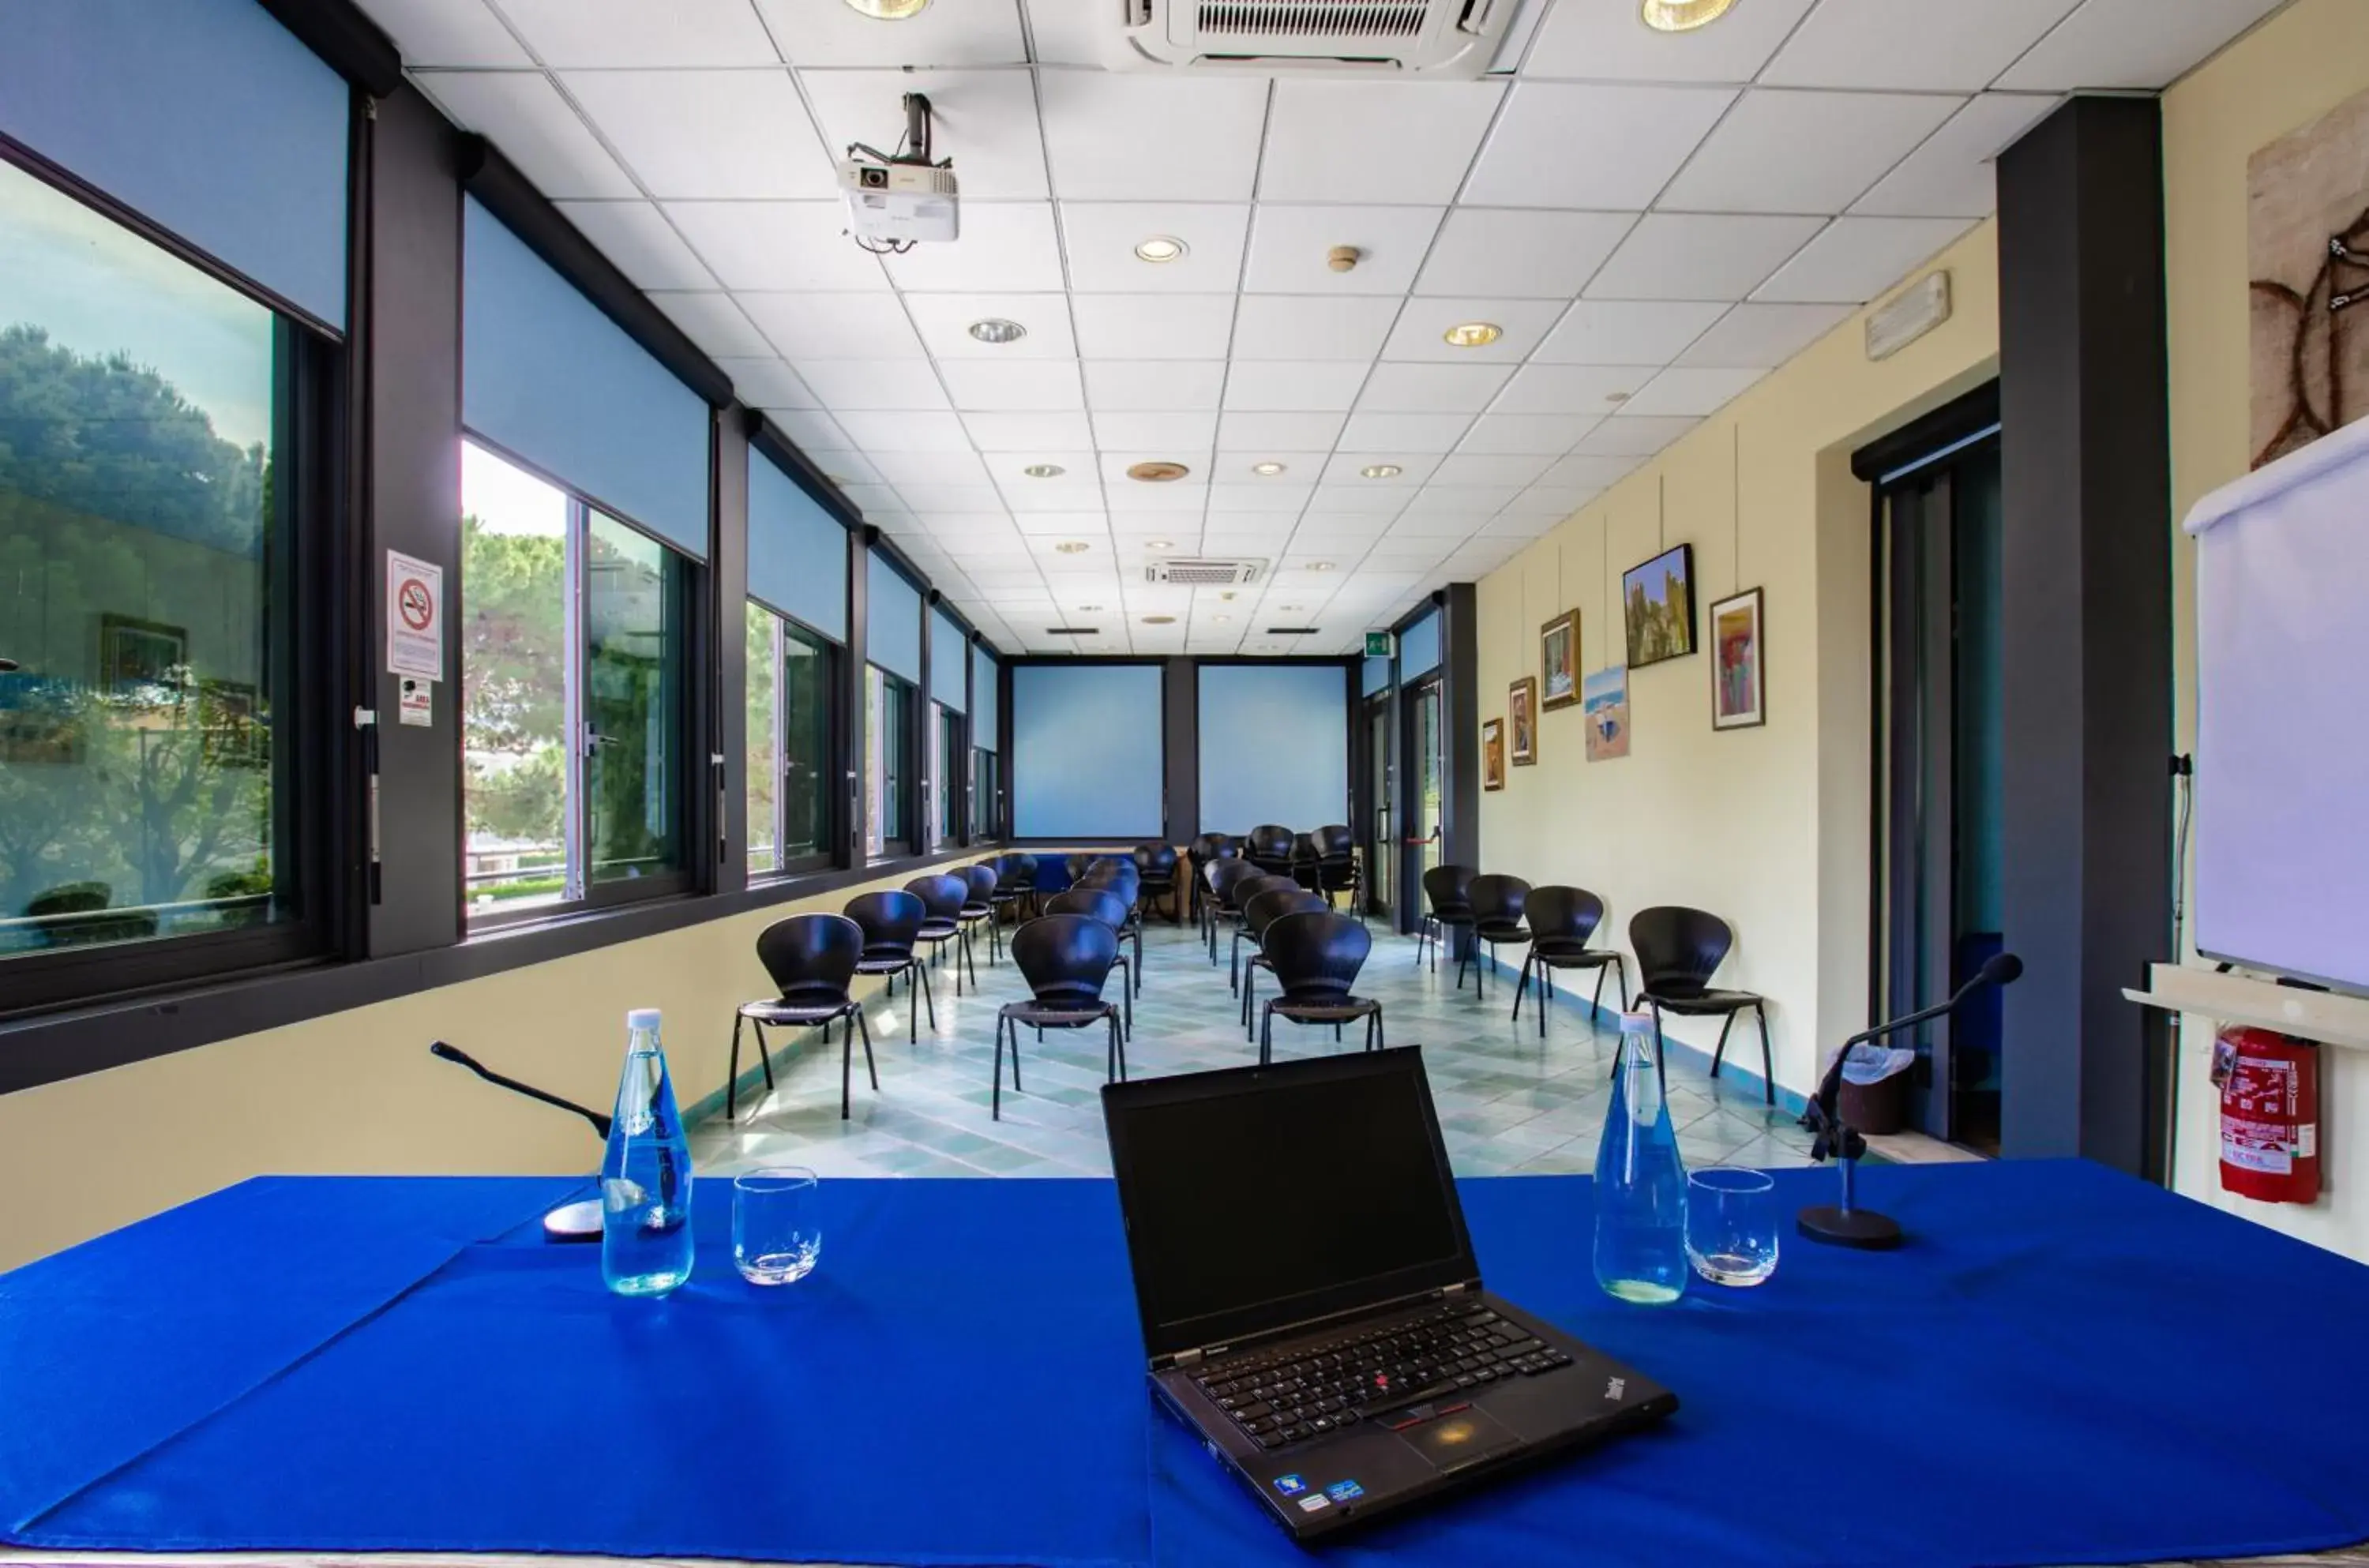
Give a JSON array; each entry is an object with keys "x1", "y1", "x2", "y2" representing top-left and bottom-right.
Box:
[{"x1": 1102, "y1": 1047, "x2": 1678, "y2": 1540}]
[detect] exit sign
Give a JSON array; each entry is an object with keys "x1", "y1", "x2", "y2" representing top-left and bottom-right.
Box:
[{"x1": 1365, "y1": 631, "x2": 1395, "y2": 658}]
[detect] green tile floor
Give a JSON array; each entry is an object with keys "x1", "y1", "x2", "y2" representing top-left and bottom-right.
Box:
[{"x1": 692, "y1": 915, "x2": 1818, "y2": 1180}]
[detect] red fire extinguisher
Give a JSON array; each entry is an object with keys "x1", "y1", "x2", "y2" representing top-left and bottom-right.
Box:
[{"x1": 2214, "y1": 1025, "x2": 2321, "y2": 1204}]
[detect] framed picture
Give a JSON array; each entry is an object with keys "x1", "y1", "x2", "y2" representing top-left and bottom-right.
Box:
[
  {"x1": 1539, "y1": 608, "x2": 1582, "y2": 711},
  {"x1": 1482, "y1": 718, "x2": 1506, "y2": 790},
  {"x1": 1583, "y1": 666, "x2": 1631, "y2": 761},
  {"x1": 1508, "y1": 677, "x2": 1538, "y2": 766},
  {"x1": 1710, "y1": 587, "x2": 1766, "y2": 730},
  {"x1": 1621, "y1": 542, "x2": 1696, "y2": 668}
]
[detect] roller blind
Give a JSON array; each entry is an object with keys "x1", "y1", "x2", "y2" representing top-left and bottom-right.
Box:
[
  {"x1": 1400, "y1": 610, "x2": 1441, "y2": 681},
  {"x1": 866, "y1": 550, "x2": 922, "y2": 683},
  {"x1": 464, "y1": 197, "x2": 709, "y2": 559},
  {"x1": 1199, "y1": 666, "x2": 1349, "y2": 835},
  {"x1": 0, "y1": 0, "x2": 351, "y2": 329},
  {"x1": 930, "y1": 609, "x2": 967, "y2": 712},
  {"x1": 1363, "y1": 655, "x2": 1391, "y2": 696},
  {"x1": 749, "y1": 449, "x2": 847, "y2": 643},
  {"x1": 1012, "y1": 664, "x2": 1162, "y2": 838},
  {"x1": 975, "y1": 650, "x2": 1000, "y2": 751}
]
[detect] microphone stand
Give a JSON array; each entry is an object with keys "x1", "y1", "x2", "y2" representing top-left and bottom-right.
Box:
[{"x1": 430, "y1": 1041, "x2": 609, "y2": 1242}]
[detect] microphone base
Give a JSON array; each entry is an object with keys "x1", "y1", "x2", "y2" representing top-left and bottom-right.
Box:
[
  {"x1": 543, "y1": 1199, "x2": 604, "y2": 1243},
  {"x1": 1796, "y1": 1205, "x2": 1903, "y2": 1250}
]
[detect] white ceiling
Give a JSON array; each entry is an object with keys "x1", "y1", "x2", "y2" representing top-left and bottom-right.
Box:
[{"x1": 368, "y1": 0, "x2": 2288, "y2": 657}]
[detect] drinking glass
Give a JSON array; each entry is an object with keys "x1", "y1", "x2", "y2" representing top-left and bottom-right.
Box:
[
  {"x1": 732, "y1": 1166, "x2": 821, "y2": 1285},
  {"x1": 1686, "y1": 1167, "x2": 1778, "y2": 1287}
]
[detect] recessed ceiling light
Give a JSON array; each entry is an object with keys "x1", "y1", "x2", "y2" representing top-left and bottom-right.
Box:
[
  {"x1": 1211, "y1": 613, "x2": 1232, "y2": 623},
  {"x1": 1218, "y1": 591, "x2": 1238, "y2": 601},
  {"x1": 1251, "y1": 461, "x2": 1288, "y2": 477},
  {"x1": 1145, "y1": 538, "x2": 1175, "y2": 550},
  {"x1": 1127, "y1": 460, "x2": 1191, "y2": 482},
  {"x1": 1442, "y1": 321, "x2": 1503, "y2": 348},
  {"x1": 1143, "y1": 614, "x2": 1177, "y2": 625},
  {"x1": 1134, "y1": 235, "x2": 1187, "y2": 264},
  {"x1": 1053, "y1": 540, "x2": 1091, "y2": 554},
  {"x1": 1021, "y1": 463, "x2": 1065, "y2": 478},
  {"x1": 1640, "y1": 0, "x2": 1734, "y2": 31},
  {"x1": 968, "y1": 317, "x2": 1026, "y2": 344},
  {"x1": 1308, "y1": 561, "x2": 1337, "y2": 572},
  {"x1": 1360, "y1": 464, "x2": 1403, "y2": 479},
  {"x1": 1605, "y1": 391, "x2": 1631, "y2": 404}
]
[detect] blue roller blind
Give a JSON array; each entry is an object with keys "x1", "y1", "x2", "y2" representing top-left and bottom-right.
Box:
[
  {"x1": 1012, "y1": 664, "x2": 1162, "y2": 838},
  {"x1": 975, "y1": 650, "x2": 1000, "y2": 751},
  {"x1": 0, "y1": 0, "x2": 351, "y2": 329},
  {"x1": 1363, "y1": 655, "x2": 1391, "y2": 696},
  {"x1": 1199, "y1": 666, "x2": 1348, "y2": 835},
  {"x1": 930, "y1": 609, "x2": 967, "y2": 712},
  {"x1": 1401, "y1": 610, "x2": 1441, "y2": 681},
  {"x1": 749, "y1": 450, "x2": 846, "y2": 643},
  {"x1": 866, "y1": 551, "x2": 922, "y2": 683},
  {"x1": 464, "y1": 198, "x2": 709, "y2": 559}
]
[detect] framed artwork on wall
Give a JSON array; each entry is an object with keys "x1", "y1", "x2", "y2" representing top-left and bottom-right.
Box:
[
  {"x1": 1583, "y1": 666, "x2": 1631, "y2": 761},
  {"x1": 1710, "y1": 587, "x2": 1766, "y2": 730},
  {"x1": 1539, "y1": 608, "x2": 1581, "y2": 710},
  {"x1": 1621, "y1": 543, "x2": 1696, "y2": 668},
  {"x1": 1482, "y1": 718, "x2": 1505, "y2": 790},
  {"x1": 1508, "y1": 677, "x2": 1537, "y2": 766}
]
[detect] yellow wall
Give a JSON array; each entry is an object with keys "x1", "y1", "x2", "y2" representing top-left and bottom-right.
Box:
[
  {"x1": 1474, "y1": 223, "x2": 1999, "y2": 1095},
  {"x1": 2161, "y1": 0, "x2": 2369, "y2": 1258}
]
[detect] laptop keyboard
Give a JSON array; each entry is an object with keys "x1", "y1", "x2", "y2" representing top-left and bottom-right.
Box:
[{"x1": 1188, "y1": 1300, "x2": 1573, "y2": 1450}]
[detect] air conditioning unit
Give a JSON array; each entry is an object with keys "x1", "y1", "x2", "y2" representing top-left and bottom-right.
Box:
[
  {"x1": 1106, "y1": 0, "x2": 1512, "y2": 76},
  {"x1": 1145, "y1": 557, "x2": 1266, "y2": 586}
]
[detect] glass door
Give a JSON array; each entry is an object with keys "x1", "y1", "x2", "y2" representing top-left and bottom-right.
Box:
[
  {"x1": 1364, "y1": 694, "x2": 1394, "y2": 918},
  {"x1": 1406, "y1": 677, "x2": 1444, "y2": 918}
]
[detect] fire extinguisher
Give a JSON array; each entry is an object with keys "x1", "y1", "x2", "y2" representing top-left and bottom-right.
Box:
[{"x1": 2213, "y1": 1025, "x2": 2321, "y2": 1204}]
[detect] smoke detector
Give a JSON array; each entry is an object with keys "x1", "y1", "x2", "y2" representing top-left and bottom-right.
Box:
[
  {"x1": 1107, "y1": 0, "x2": 1515, "y2": 76},
  {"x1": 1146, "y1": 557, "x2": 1267, "y2": 587}
]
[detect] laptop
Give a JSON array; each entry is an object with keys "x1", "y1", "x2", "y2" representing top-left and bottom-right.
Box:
[{"x1": 1101, "y1": 1047, "x2": 1678, "y2": 1541}]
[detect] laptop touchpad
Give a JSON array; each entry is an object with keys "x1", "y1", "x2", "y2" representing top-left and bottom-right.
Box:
[{"x1": 1392, "y1": 1406, "x2": 1522, "y2": 1472}]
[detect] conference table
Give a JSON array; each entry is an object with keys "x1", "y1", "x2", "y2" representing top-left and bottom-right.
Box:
[{"x1": 5, "y1": 1161, "x2": 2367, "y2": 1568}]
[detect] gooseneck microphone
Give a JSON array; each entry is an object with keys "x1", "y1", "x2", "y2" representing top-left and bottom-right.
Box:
[
  {"x1": 428, "y1": 1041, "x2": 608, "y2": 1241},
  {"x1": 1797, "y1": 953, "x2": 2022, "y2": 1251}
]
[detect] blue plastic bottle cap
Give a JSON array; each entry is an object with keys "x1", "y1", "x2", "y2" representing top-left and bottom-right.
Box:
[{"x1": 626, "y1": 1007, "x2": 663, "y2": 1030}]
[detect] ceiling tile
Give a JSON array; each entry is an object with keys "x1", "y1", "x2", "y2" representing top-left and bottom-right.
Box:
[
  {"x1": 1070, "y1": 294, "x2": 1235, "y2": 359},
  {"x1": 552, "y1": 201, "x2": 717, "y2": 289},
  {"x1": 755, "y1": 0, "x2": 1027, "y2": 66},
  {"x1": 1492, "y1": 363, "x2": 1652, "y2": 415},
  {"x1": 1356, "y1": 362, "x2": 1514, "y2": 414},
  {"x1": 1339, "y1": 412, "x2": 1475, "y2": 452},
  {"x1": 1322, "y1": 452, "x2": 1440, "y2": 485},
  {"x1": 1231, "y1": 294, "x2": 1401, "y2": 361},
  {"x1": 1207, "y1": 483, "x2": 1316, "y2": 513},
  {"x1": 1752, "y1": 216, "x2": 1973, "y2": 303},
  {"x1": 561, "y1": 69, "x2": 837, "y2": 198},
  {"x1": 1218, "y1": 411, "x2": 1349, "y2": 451},
  {"x1": 901, "y1": 292, "x2": 1077, "y2": 358},
  {"x1": 711, "y1": 355, "x2": 816, "y2": 407},
  {"x1": 1620, "y1": 366, "x2": 1770, "y2": 418},
  {"x1": 1519, "y1": 0, "x2": 1815, "y2": 83},
  {"x1": 649, "y1": 291, "x2": 775, "y2": 357},
  {"x1": 1206, "y1": 452, "x2": 1328, "y2": 483},
  {"x1": 1413, "y1": 208, "x2": 1636, "y2": 299},
  {"x1": 798, "y1": 69, "x2": 1049, "y2": 200},
  {"x1": 1385, "y1": 509, "x2": 1483, "y2": 538},
  {"x1": 1430, "y1": 452, "x2": 1557, "y2": 487},
  {"x1": 1569, "y1": 416, "x2": 1700, "y2": 457},
  {"x1": 1380, "y1": 296, "x2": 1566, "y2": 363},
  {"x1": 1456, "y1": 412, "x2": 1601, "y2": 455},
  {"x1": 910, "y1": 483, "x2": 1021, "y2": 513},
  {"x1": 1675, "y1": 302, "x2": 1854, "y2": 368},
  {"x1": 1061, "y1": 203, "x2": 1250, "y2": 293},
  {"x1": 1290, "y1": 512, "x2": 1395, "y2": 538},
  {"x1": 413, "y1": 71, "x2": 636, "y2": 197},
  {"x1": 1222, "y1": 361, "x2": 1372, "y2": 412},
  {"x1": 739, "y1": 291, "x2": 928, "y2": 359},
  {"x1": 1259, "y1": 81, "x2": 1506, "y2": 205},
  {"x1": 1092, "y1": 411, "x2": 1221, "y2": 450},
  {"x1": 837, "y1": 482, "x2": 904, "y2": 514},
  {"x1": 501, "y1": 0, "x2": 778, "y2": 65},
  {"x1": 1040, "y1": 74, "x2": 1268, "y2": 201},
  {"x1": 962, "y1": 410, "x2": 1093, "y2": 448},
  {"x1": 1658, "y1": 89, "x2": 1962, "y2": 216},
  {"x1": 869, "y1": 449, "x2": 994, "y2": 486},
  {"x1": 883, "y1": 201, "x2": 1065, "y2": 291},
  {"x1": 1083, "y1": 359, "x2": 1229, "y2": 411},
  {"x1": 764, "y1": 409, "x2": 853, "y2": 448},
  {"x1": 1307, "y1": 485, "x2": 1412, "y2": 516},
  {"x1": 1402, "y1": 483, "x2": 1521, "y2": 515},
  {"x1": 1464, "y1": 84, "x2": 1735, "y2": 210},
  {"x1": 360, "y1": 0, "x2": 530, "y2": 66},
  {"x1": 835, "y1": 411, "x2": 974, "y2": 451},
  {"x1": 1242, "y1": 204, "x2": 1447, "y2": 295},
  {"x1": 798, "y1": 359, "x2": 953, "y2": 410},
  {"x1": 937, "y1": 358, "x2": 1086, "y2": 411},
  {"x1": 1531, "y1": 300, "x2": 1725, "y2": 364},
  {"x1": 663, "y1": 201, "x2": 891, "y2": 290},
  {"x1": 1852, "y1": 93, "x2": 2060, "y2": 217},
  {"x1": 1997, "y1": 0, "x2": 2285, "y2": 91},
  {"x1": 1766, "y1": 0, "x2": 2082, "y2": 91},
  {"x1": 1584, "y1": 213, "x2": 1823, "y2": 301},
  {"x1": 803, "y1": 448, "x2": 884, "y2": 485}
]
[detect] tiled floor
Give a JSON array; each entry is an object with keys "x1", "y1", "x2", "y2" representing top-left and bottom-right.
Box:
[{"x1": 693, "y1": 914, "x2": 1819, "y2": 1181}]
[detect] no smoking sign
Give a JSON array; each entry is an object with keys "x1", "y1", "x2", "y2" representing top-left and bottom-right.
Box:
[{"x1": 385, "y1": 550, "x2": 444, "y2": 682}]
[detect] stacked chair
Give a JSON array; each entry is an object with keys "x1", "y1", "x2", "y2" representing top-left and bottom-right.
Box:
[
  {"x1": 1043, "y1": 887, "x2": 1135, "y2": 1040},
  {"x1": 1203, "y1": 857, "x2": 1267, "y2": 964},
  {"x1": 1224, "y1": 873, "x2": 1301, "y2": 992},
  {"x1": 1132, "y1": 841, "x2": 1183, "y2": 924},
  {"x1": 1076, "y1": 856, "x2": 1145, "y2": 993},
  {"x1": 1186, "y1": 833, "x2": 1238, "y2": 927},
  {"x1": 1306, "y1": 823, "x2": 1361, "y2": 913},
  {"x1": 1237, "y1": 885, "x2": 1329, "y2": 1039},
  {"x1": 1245, "y1": 823, "x2": 1297, "y2": 879}
]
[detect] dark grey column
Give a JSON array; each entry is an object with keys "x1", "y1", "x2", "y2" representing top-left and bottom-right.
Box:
[
  {"x1": 1995, "y1": 95, "x2": 2174, "y2": 1175},
  {"x1": 711, "y1": 408, "x2": 749, "y2": 895},
  {"x1": 1439, "y1": 584, "x2": 1482, "y2": 876},
  {"x1": 843, "y1": 530, "x2": 869, "y2": 868},
  {"x1": 1163, "y1": 657, "x2": 1198, "y2": 844}
]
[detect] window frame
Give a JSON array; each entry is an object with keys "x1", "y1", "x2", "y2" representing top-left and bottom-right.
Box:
[
  {"x1": 865, "y1": 662, "x2": 917, "y2": 862},
  {"x1": 745, "y1": 599, "x2": 839, "y2": 882}
]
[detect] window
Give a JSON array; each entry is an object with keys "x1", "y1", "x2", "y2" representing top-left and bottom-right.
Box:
[
  {"x1": 931, "y1": 701, "x2": 963, "y2": 850},
  {"x1": 865, "y1": 664, "x2": 911, "y2": 860},
  {"x1": 971, "y1": 747, "x2": 1001, "y2": 842},
  {"x1": 0, "y1": 152, "x2": 323, "y2": 996},
  {"x1": 745, "y1": 600, "x2": 834, "y2": 876},
  {"x1": 462, "y1": 441, "x2": 689, "y2": 920}
]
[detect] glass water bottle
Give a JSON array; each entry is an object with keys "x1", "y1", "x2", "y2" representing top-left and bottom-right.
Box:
[
  {"x1": 1594, "y1": 1011, "x2": 1689, "y2": 1304},
  {"x1": 602, "y1": 1007, "x2": 695, "y2": 1297}
]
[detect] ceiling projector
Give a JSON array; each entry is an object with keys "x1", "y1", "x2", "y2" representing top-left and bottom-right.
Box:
[{"x1": 842, "y1": 93, "x2": 957, "y2": 252}]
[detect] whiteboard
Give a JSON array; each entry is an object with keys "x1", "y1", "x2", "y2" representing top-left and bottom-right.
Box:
[{"x1": 2184, "y1": 415, "x2": 2369, "y2": 993}]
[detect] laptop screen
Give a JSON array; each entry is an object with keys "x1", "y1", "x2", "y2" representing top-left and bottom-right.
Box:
[{"x1": 1103, "y1": 1050, "x2": 1476, "y2": 1360}]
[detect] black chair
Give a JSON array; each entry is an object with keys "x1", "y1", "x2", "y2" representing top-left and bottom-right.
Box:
[
  {"x1": 905, "y1": 873, "x2": 975, "y2": 996},
  {"x1": 844, "y1": 889, "x2": 934, "y2": 1045},
  {"x1": 1307, "y1": 823, "x2": 1360, "y2": 912},
  {"x1": 1257, "y1": 910, "x2": 1383, "y2": 1066},
  {"x1": 1512, "y1": 886, "x2": 1630, "y2": 1036},
  {"x1": 1078, "y1": 859, "x2": 1145, "y2": 992},
  {"x1": 1133, "y1": 841, "x2": 1182, "y2": 925},
  {"x1": 1045, "y1": 887, "x2": 1135, "y2": 1040},
  {"x1": 994, "y1": 915, "x2": 1124, "y2": 1120},
  {"x1": 1460, "y1": 873, "x2": 1532, "y2": 1002},
  {"x1": 986, "y1": 852, "x2": 1039, "y2": 932},
  {"x1": 1186, "y1": 833, "x2": 1237, "y2": 926},
  {"x1": 1237, "y1": 886, "x2": 1328, "y2": 1039},
  {"x1": 730, "y1": 913, "x2": 873, "y2": 1121},
  {"x1": 1064, "y1": 853, "x2": 1097, "y2": 885},
  {"x1": 1416, "y1": 864, "x2": 1477, "y2": 973},
  {"x1": 958, "y1": 863, "x2": 999, "y2": 964},
  {"x1": 1223, "y1": 873, "x2": 1300, "y2": 992},
  {"x1": 1290, "y1": 831, "x2": 1322, "y2": 891},
  {"x1": 1203, "y1": 858, "x2": 1266, "y2": 958},
  {"x1": 1624, "y1": 906, "x2": 1774, "y2": 1105},
  {"x1": 1246, "y1": 823, "x2": 1297, "y2": 879}
]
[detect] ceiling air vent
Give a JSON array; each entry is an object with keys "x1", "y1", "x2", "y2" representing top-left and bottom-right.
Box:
[
  {"x1": 1046, "y1": 625, "x2": 1099, "y2": 637},
  {"x1": 1107, "y1": 0, "x2": 1511, "y2": 76},
  {"x1": 1264, "y1": 626, "x2": 1320, "y2": 636},
  {"x1": 1146, "y1": 557, "x2": 1266, "y2": 587}
]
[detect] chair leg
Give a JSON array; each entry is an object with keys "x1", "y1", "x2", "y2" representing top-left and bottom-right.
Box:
[
  {"x1": 1615, "y1": 956, "x2": 1631, "y2": 1011},
  {"x1": 727, "y1": 1013, "x2": 744, "y2": 1122},
  {"x1": 1241, "y1": 962, "x2": 1253, "y2": 1040},
  {"x1": 1376, "y1": 1007, "x2": 1385, "y2": 1051},
  {"x1": 1260, "y1": 1004, "x2": 1273, "y2": 1067},
  {"x1": 1365, "y1": 1009, "x2": 1378, "y2": 1052},
  {"x1": 1651, "y1": 1002, "x2": 1669, "y2": 1095},
  {"x1": 1334, "y1": 1020, "x2": 1343, "y2": 1044},
  {"x1": 1009, "y1": 1022, "x2": 1022, "y2": 1091},
  {"x1": 1115, "y1": 1010, "x2": 1128, "y2": 1080},
  {"x1": 918, "y1": 957, "x2": 937, "y2": 1033},
  {"x1": 1133, "y1": 927, "x2": 1143, "y2": 995},
  {"x1": 1121, "y1": 957, "x2": 1134, "y2": 1041},
  {"x1": 966, "y1": 926, "x2": 979, "y2": 991},
  {"x1": 1710, "y1": 1011, "x2": 1736, "y2": 1083},
  {"x1": 1591, "y1": 964, "x2": 1608, "y2": 1019},
  {"x1": 840, "y1": 1015, "x2": 854, "y2": 1120},
  {"x1": 1755, "y1": 1003, "x2": 1774, "y2": 1108},
  {"x1": 1230, "y1": 929, "x2": 1245, "y2": 994},
  {"x1": 1513, "y1": 953, "x2": 1530, "y2": 1025},
  {"x1": 993, "y1": 1016, "x2": 1004, "y2": 1121},
  {"x1": 753, "y1": 1020, "x2": 775, "y2": 1091}
]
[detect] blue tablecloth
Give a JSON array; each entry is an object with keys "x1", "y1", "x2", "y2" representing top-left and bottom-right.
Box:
[{"x1": 4, "y1": 1161, "x2": 2367, "y2": 1566}]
